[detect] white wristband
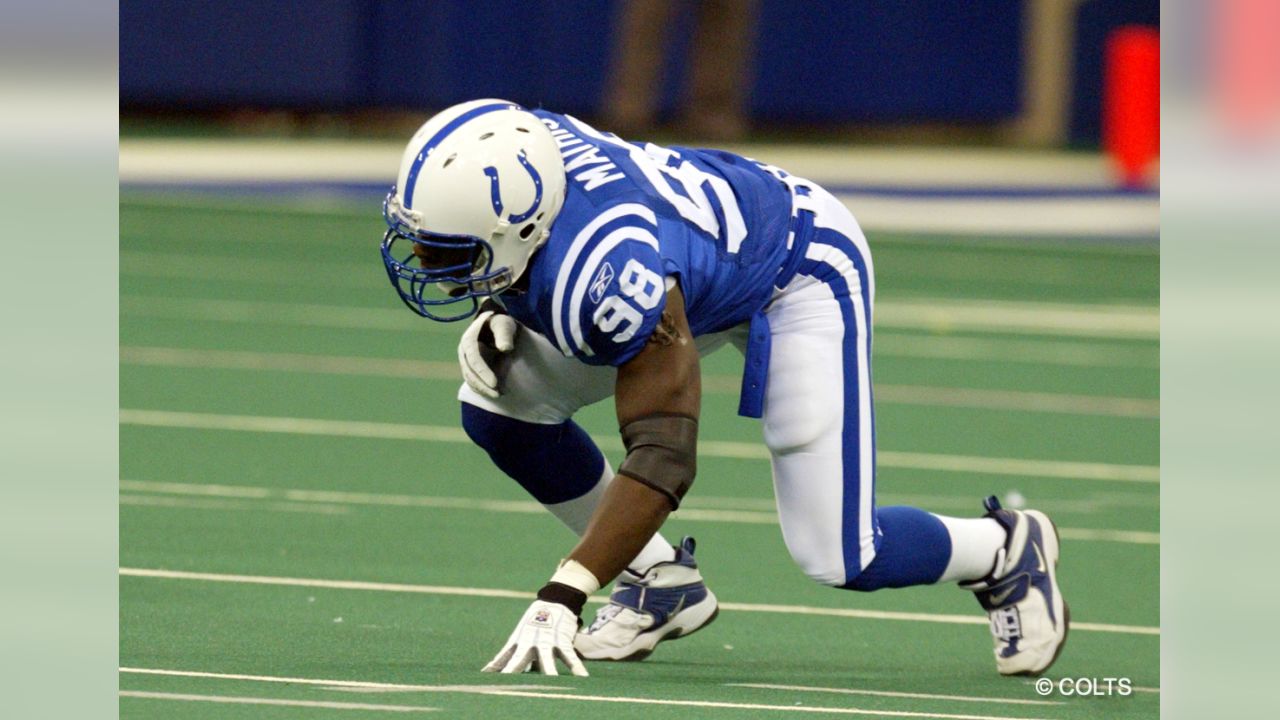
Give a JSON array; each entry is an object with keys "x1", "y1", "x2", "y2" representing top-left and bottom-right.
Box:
[{"x1": 550, "y1": 559, "x2": 601, "y2": 596}]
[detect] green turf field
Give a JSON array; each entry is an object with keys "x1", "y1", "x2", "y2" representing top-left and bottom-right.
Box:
[{"x1": 120, "y1": 194, "x2": 1159, "y2": 719}]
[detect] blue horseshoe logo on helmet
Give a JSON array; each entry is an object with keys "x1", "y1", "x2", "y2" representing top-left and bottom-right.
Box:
[{"x1": 483, "y1": 151, "x2": 543, "y2": 224}]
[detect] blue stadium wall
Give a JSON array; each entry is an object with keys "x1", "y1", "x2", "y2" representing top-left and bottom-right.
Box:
[
  {"x1": 119, "y1": 0, "x2": 1156, "y2": 141},
  {"x1": 120, "y1": 1, "x2": 1023, "y2": 120}
]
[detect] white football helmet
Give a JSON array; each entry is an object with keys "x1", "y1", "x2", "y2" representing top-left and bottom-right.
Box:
[{"x1": 381, "y1": 99, "x2": 567, "y2": 321}]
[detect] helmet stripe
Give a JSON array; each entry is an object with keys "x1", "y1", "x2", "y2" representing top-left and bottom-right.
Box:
[{"x1": 402, "y1": 101, "x2": 518, "y2": 210}]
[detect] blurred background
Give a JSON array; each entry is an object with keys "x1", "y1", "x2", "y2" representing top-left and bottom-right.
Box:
[
  {"x1": 119, "y1": 0, "x2": 1158, "y2": 153},
  {"x1": 118, "y1": 0, "x2": 1163, "y2": 242}
]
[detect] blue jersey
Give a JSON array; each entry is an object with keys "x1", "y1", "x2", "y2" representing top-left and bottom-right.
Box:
[{"x1": 500, "y1": 111, "x2": 797, "y2": 367}]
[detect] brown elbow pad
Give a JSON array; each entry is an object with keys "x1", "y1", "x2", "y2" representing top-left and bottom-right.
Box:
[{"x1": 617, "y1": 414, "x2": 698, "y2": 509}]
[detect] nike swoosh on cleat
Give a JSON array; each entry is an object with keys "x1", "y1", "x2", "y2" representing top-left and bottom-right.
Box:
[
  {"x1": 988, "y1": 584, "x2": 1018, "y2": 606},
  {"x1": 639, "y1": 595, "x2": 686, "y2": 638},
  {"x1": 667, "y1": 595, "x2": 687, "y2": 621}
]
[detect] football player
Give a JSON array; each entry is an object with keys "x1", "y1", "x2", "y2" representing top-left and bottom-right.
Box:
[{"x1": 379, "y1": 100, "x2": 1068, "y2": 677}]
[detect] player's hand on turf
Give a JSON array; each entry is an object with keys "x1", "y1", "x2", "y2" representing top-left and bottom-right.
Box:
[
  {"x1": 459, "y1": 302, "x2": 517, "y2": 399},
  {"x1": 482, "y1": 600, "x2": 589, "y2": 676}
]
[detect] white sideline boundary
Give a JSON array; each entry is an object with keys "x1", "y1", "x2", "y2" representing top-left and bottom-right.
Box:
[
  {"x1": 118, "y1": 567, "x2": 1159, "y2": 636},
  {"x1": 118, "y1": 140, "x2": 1159, "y2": 238},
  {"x1": 116, "y1": 140, "x2": 1120, "y2": 188}
]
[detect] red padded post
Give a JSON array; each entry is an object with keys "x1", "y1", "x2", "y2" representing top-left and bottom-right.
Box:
[{"x1": 1103, "y1": 26, "x2": 1160, "y2": 188}]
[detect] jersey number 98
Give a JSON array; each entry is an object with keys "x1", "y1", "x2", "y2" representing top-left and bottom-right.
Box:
[{"x1": 593, "y1": 259, "x2": 665, "y2": 343}]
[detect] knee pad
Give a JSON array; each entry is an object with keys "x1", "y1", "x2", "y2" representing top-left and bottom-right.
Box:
[
  {"x1": 460, "y1": 403, "x2": 604, "y2": 504},
  {"x1": 800, "y1": 563, "x2": 848, "y2": 588},
  {"x1": 763, "y1": 404, "x2": 839, "y2": 456}
]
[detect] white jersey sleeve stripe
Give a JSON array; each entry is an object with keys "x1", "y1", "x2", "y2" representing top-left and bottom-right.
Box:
[
  {"x1": 551, "y1": 203, "x2": 658, "y2": 355},
  {"x1": 563, "y1": 114, "x2": 633, "y2": 152},
  {"x1": 568, "y1": 225, "x2": 661, "y2": 355}
]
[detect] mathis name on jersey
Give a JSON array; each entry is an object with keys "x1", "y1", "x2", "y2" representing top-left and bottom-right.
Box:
[{"x1": 540, "y1": 117, "x2": 625, "y2": 191}]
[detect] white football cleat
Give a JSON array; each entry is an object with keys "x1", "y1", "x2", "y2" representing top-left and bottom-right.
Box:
[
  {"x1": 575, "y1": 536, "x2": 719, "y2": 661},
  {"x1": 962, "y1": 496, "x2": 1070, "y2": 676}
]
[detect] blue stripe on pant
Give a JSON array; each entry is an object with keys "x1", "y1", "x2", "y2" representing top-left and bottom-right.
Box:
[{"x1": 799, "y1": 229, "x2": 951, "y2": 590}]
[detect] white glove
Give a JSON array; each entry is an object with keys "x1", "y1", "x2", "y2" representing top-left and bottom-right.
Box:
[
  {"x1": 458, "y1": 307, "x2": 518, "y2": 399},
  {"x1": 482, "y1": 600, "x2": 589, "y2": 676}
]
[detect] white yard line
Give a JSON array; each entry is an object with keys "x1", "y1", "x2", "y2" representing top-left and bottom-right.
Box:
[
  {"x1": 121, "y1": 296, "x2": 426, "y2": 333},
  {"x1": 120, "y1": 493, "x2": 351, "y2": 516},
  {"x1": 120, "y1": 480, "x2": 1159, "y2": 545},
  {"x1": 871, "y1": 384, "x2": 1156, "y2": 419},
  {"x1": 120, "y1": 690, "x2": 438, "y2": 713},
  {"x1": 118, "y1": 667, "x2": 1057, "y2": 720},
  {"x1": 122, "y1": 345, "x2": 456, "y2": 380},
  {"x1": 871, "y1": 451, "x2": 1158, "y2": 484},
  {"x1": 117, "y1": 568, "x2": 1159, "y2": 636},
  {"x1": 874, "y1": 298, "x2": 1157, "y2": 339},
  {"x1": 122, "y1": 482, "x2": 549, "y2": 517},
  {"x1": 726, "y1": 683, "x2": 1061, "y2": 706},
  {"x1": 871, "y1": 333, "x2": 1157, "y2": 369},
  {"x1": 428, "y1": 688, "x2": 1056, "y2": 720},
  {"x1": 712, "y1": 599, "x2": 1155, "y2": 636},
  {"x1": 122, "y1": 245, "x2": 1147, "y2": 291},
  {"x1": 864, "y1": 491, "x2": 1159, "y2": 514},
  {"x1": 120, "y1": 567, "x2": 534, "y2": 601},
  {"x1": 121, "y1": 345, "x2": 1158, "y2": 418},
  {"x1": 122, "y1": 194, "x2": 381, "y2": 231},
  {"x1": 121, "y1": 251, "x2": 373, "y2": 290},
  {"x1": 122, "y1": 666, "x2": 551, "y2": 691},
  {"x1": 121, "y1": 293, "x2": 1158, "y2": 340},
  {"x1": 1054, "y1": 528, "x2": 1159, "y2": 544},
  {"x1": 118, "y1": 409, "x2": 1160, "y2": 484}
]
